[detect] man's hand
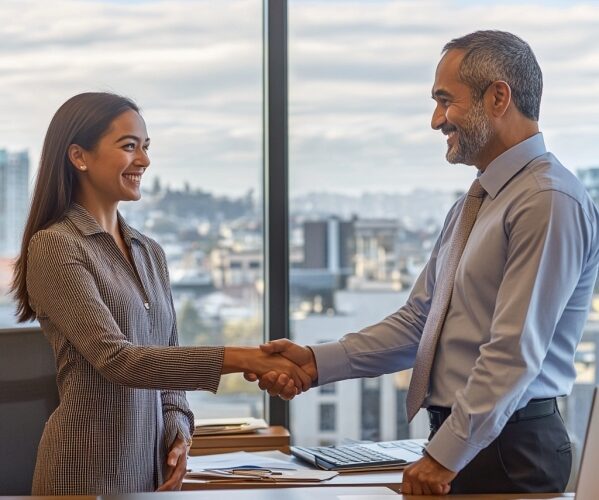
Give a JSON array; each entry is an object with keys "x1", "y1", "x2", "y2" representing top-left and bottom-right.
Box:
[
  {"x1": 156, "y1": 436, "x2": 188, "y2": 491},
  {"x1": 244, "y1": 339, "x2": 318, "y2": 400},
  {"x1": 223, "y1": 346, "x2": 313, "y2": 393},
  {"x1": 401, "y1": 454, "x2": 456, "y2": 496}
]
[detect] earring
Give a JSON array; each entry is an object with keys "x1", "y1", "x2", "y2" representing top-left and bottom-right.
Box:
[{"x1": 79, "y1": 165, "x2": 87, "y2": 171}]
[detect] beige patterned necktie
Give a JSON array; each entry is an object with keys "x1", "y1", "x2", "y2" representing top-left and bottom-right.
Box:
[{"x1": 406, "y1": 178, "x2": 486, "y2": 422}]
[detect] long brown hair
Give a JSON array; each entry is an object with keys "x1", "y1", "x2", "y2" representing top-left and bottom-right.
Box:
[{"x1": 12, "y1": 92, "x2": 139, "y2": 322}]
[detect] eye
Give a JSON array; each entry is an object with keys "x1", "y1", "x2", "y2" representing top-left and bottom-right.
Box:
[
  {"x1": 143, "y1": 144, "x2": 150, "y2": 152},
  {"x1": 122, "y1": 143, "x2": 136, "y2": 151}
]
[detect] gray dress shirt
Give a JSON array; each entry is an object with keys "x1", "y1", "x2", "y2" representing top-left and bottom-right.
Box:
[
  {"x1": 311, "y1": 133, "x2": 599, "y2": 471},
  {"x1": 26, "y1": 204, "x2": 224, "y2": 494}
]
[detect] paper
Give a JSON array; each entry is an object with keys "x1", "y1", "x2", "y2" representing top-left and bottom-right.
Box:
[
  {"x1": 187, "y1": 451, "x2": 298, "y2": 472},
  {"x1": 338, "y1": 493, "x2": 400, "y2": 498},
  {"x1": 186, "y1": 469, "x2": 338, "y2": 482},
  {"x1": 186, "y1": 451, "x2": 337, "y2": 483},
  {"x1": 193, "y1": 417, "x2": 268, "y2": 436}
]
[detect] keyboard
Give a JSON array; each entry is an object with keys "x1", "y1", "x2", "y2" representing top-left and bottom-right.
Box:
[{"x1": 292, "y1": 439, "x2": 425, "y2": 471}]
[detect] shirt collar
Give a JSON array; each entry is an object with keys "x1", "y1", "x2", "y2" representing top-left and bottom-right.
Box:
[
  {"x1": 478, "y1": 132, "x2": 546, "y2": 199},
  {"x1": 66, "y1": 203, "x2": 143, "y2": 245}
]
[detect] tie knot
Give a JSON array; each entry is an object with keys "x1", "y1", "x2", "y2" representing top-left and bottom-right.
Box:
[{"x1": 468, "y1": 179, "x2": 486, "y2": 198}]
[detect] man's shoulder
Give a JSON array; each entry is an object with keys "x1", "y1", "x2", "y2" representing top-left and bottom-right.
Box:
[
  {"x1": 523, "y1": 152, "x2": 588, "y2": 203},
  {"x1": 519, "y1": 152, "x2": 599, "y2": 222}
]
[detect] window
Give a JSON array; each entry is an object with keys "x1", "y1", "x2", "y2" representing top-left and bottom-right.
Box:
[
  {"x1": 288, "y1": 0, "x2": 599, "y2": 454},
  {"x1": 319, "y1": 383, "x2": 336, "y2": 395},
  {"x1": 0, "y1": 0, "x2": 264, "y2": 420},
  {"x1": 319, "y1": 402, "x2": 337, "y2": 432}
]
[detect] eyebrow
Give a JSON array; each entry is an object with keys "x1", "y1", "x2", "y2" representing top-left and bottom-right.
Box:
[
  {"x1": 431, "y1": 88, "x2": 452, "y2": 100},
  {"x1": 114, "y1": 134, "x2": 150, "y2": 144}
]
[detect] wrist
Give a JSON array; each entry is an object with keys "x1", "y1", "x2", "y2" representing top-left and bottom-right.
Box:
[{"x1": 222, "y1": 346, "x2": 258, "y2": 374}]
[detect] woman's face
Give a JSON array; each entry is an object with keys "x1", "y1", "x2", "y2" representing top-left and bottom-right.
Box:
[{"x1": 78, "y1": 109, "x2": 150, "y2": 205}]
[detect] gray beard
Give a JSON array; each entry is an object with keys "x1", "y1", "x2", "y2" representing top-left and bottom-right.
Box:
[{"x1": 446, "y1": 102, "x2": 493, "y2": 165}]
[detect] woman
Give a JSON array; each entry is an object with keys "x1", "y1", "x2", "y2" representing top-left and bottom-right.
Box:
[{"x1": 11, "y1": 92, "x2": 311, "y2": 495}]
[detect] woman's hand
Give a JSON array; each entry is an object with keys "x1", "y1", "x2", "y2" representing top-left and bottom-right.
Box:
[
  {"x1": 223, "y1": 347, "x2": 313, "y2": 393},
  {"x1": 156, "y1": 436, "x2": 188, "y2": 491}
]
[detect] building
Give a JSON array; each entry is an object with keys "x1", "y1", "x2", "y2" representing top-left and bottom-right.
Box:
[
  {"x1": 290, "y1": 288, "x2": 430, "y2": 446},
  {"x1": 578, "y1": 167, "x2": 599, "y2": 206},
  {"x1": 0, "y1": 149, "x2": 29, "y2": 257}
]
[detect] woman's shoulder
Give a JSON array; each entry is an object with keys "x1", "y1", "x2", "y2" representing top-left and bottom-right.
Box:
[{"x1": 30, "y1": 217, "x2": 81, "y2": 248}]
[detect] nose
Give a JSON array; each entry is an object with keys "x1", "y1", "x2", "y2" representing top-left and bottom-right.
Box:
[
  {"x1": 136, "y1": 148, "x2": 150, "y2": 169},
  {"x1": 431, "y1": 104, "x2": 446, "y2": 130}
]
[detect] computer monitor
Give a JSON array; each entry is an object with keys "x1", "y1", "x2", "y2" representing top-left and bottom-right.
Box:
[{"x1": 576, "y1": 386, "x2": 599, "y2": 499}]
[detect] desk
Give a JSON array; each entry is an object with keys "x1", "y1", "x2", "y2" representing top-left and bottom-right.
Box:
[
  {"x1": 0, "y1": 490, "x2": 575, "y2": 500},
  {"x1": 182, "y1": 450, "x2": 403, "y2": 491}
]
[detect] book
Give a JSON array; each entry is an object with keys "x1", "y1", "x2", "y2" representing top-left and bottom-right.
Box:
[{"x1": 191, "y1": 426, "x2": 290, "y2": 450}]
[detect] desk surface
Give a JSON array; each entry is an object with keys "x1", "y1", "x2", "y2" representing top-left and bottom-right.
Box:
[
  {"x1": 0, "y1": 489, "x2": 574, "y2": 500},
  {"x1": 183, "y1": 449, "x2": 404, "y2": 490}
]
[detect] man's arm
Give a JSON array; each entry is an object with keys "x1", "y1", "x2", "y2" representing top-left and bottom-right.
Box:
[
  {"x1": 427, "y1": 189, "x2": 592, "y2": 472},
  {"x1": 250, "y1": 216, "x2": 456, "y2": 397}
]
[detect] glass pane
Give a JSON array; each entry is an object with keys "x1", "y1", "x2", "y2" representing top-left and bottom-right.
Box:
[
  {"x1": 288, "y1": 0, "x2": 599, "y2": 457},
  {"x1": 0, "y1": 0, "x2": 264, "y2": 419}
]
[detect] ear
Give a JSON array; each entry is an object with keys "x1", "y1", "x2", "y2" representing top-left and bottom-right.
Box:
[
  {"x1": 486, "y1": 80, "x2": 511, "y2": 118},
  {"x1": 68, "y1": 144, "x2": 88, "y2": 172}
]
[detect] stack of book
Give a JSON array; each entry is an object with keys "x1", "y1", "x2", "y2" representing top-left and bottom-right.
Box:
[{"x1": 189, "y1": 418, "x2": 290, "y2": 456}]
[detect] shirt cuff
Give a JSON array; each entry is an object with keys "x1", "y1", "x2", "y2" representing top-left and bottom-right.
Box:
[
  {"x1": 310, "y1": 341, "x2": 352, "y2": 385},
  {"x1": 425, "y1": 419, "x2": 482, "y2": 473}
]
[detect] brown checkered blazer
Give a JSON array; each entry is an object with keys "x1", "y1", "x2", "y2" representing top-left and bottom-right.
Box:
[{"x1": 26, "y1": 204, "x2": 224, "y2": 494}]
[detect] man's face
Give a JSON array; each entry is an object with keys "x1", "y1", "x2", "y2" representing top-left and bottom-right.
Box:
[{"x1": 431, "y1": 50, "x2": 494, "y2": 167}]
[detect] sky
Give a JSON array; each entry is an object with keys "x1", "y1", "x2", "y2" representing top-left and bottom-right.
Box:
[{"x1": 1, "y1": 0, "x2": 598, "y2": 196}]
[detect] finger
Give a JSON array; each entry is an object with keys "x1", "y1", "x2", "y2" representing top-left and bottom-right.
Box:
[
  {"x1": 158, "y1": 454, "x2": 186, "y2": 491},
  {"x1": 258, "y1": 371, "x2": 278, "y2": 391},
  {"x1": 260, "y1": 339, "x2": 292, "y2": 354},
  {"x1": 167, "y1": 450, "x2": 179, "y2": 468},
  {"x1": 267, "y1": 373, "x2": 289, "y2": 396},
  {"x1": 411, "y1": 482, "x2": 423, "y2": 496},
  {"x1": 420, "y1": 480, "x2": 433, "y2": 495},
  {"x1": 294, "y1": 366, "x2": 313, "y2": 391},
  {"x1": 401, "y1": 480, "x2": 412, "y2": 495},
  {"x1": 279, "y1": 379, "x2": 298, "y2": 400},
  {"x1": 157, "y1": 476, "x2": 177, "y2": 491},
  {"x1": 170, "y1": 460, "x2": 187, "y2": 491},
  {"x1": 442, "y1": 483, "x2": 451, "y2": 495},
  {"x1": 244, "y1": 372, "x2": 258, "y2": 382}
]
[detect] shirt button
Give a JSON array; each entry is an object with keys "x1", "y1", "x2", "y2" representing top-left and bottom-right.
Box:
[{"x1": 144, "y1": 302, "x2": 150, "y2": 310}]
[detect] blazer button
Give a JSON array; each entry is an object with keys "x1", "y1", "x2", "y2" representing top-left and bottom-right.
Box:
[{"x1": 144, "y1": 302, "x2": 150, "y2": 310}]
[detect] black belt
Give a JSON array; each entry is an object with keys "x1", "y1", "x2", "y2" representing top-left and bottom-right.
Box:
[{"x1": 427, "y1": 397, "x2": 557, "y2": 433}]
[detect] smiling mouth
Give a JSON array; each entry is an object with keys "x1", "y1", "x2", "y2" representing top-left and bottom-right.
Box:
[{"x1": 123, "y1": 173, "x2": 142, "y2": 183}]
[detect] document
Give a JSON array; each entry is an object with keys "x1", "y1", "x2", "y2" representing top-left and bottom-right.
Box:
[
  {"x1": 337, "y1": 496, "x2": 399, "y2": 499},
  {"x1": 186, "y1": 450, "x2": 337, "y2": 483},
  {"x1": 193, "y1": 417, "x2": 268, "y2": 436},
  {"x1": 187, "y1": 450, "x2": 297, "y2": 471},
  {"x1": 186, "y1": 468, "x2": 338, "y2": 483}
]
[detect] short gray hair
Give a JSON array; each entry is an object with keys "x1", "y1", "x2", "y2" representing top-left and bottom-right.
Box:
[{"x1": 443, "y1": 30, "x2": 543, "y2": 121}]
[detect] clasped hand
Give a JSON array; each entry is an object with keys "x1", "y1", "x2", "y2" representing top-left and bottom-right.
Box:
[{"x1": 244, "y1": 339, "x2": 318, "y2": 400}]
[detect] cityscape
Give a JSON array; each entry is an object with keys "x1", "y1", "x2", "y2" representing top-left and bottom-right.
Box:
[{"x1": 1, "y1": 148, "x2": 598, "y2": 457}]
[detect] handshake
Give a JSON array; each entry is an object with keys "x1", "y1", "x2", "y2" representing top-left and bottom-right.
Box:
[{"x1": 223, "y1": 340, "x2": 318, "y2": 400}]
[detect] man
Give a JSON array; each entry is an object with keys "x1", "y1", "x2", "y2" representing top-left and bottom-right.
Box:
[{"x1": 250, "y1": 30, "x2": 599, "y2": 495}]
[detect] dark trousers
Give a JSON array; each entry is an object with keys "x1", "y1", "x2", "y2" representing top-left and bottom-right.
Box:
[{"x1": 428, "y1": 402, "x2": 572, "y2": 495}]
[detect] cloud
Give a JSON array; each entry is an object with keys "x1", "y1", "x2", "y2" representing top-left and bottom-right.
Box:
[{"x1": 0, "y1": 0, "x2": 598, "y2": 195}]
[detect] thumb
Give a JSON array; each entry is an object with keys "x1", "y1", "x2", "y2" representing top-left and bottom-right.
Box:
[
  {"x1": 167, "y1": 449, "x2": 179, "y2": 467},
  {"x1": 260, "y1": 339, "x2": 292, "y2": 354}
]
